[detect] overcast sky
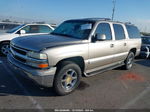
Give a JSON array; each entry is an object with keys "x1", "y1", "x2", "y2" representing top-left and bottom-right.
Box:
[{"x1": 0, "y1": 0, "x2": 149, "y2": 32}]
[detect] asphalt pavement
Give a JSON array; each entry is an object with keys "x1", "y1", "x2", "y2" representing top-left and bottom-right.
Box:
[{"x1": 0, "y1": 57, "x2": 150, "y2": 111}]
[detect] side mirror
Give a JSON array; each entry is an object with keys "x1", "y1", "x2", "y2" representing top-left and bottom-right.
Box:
[
  {"x1": 20, "y1": 30, "x2": 26, "y2": 34},
  {"x1": 96, "y1": 34, "x2": 106, "y2": 41}
]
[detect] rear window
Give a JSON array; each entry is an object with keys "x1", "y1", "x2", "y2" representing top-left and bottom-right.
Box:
[
  {"x1": 113, "y1": 24, "x2": 125, "y2": 40},
  {"x1": 126, "y1": 25, "x2": 141, "y2": 39}
]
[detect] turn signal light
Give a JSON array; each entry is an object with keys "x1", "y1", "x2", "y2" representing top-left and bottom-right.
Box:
[{"x1": 38, "y1": 64, "x2": 49, "y2": 68}]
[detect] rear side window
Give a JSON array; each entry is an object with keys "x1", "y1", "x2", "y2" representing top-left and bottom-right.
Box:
[
  {"x1": 39, "y1": 25, "x2": 53, "y2": 33},
  {"x1": 95, "y1": 23, "x2": 112, "y2": 40},
  {"x1": 113, "y1": 24, "x2": 125, "y2": 40},
  {"x1": 126, "y1": 25, "x2": 141, "y2": 39}
]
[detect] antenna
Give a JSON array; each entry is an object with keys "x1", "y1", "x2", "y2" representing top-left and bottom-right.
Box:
[{"x1": 112, "y1": 0, "x2": 116, "y2": 20}]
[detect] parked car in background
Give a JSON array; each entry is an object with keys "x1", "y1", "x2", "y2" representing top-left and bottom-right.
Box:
[
  {"x1": 8, "y1": 18, "x2": 141, "y2": 95},
  {"x1": 140, "y1": 36, "x2": 150, "y2": 58},
  {"x1": 0, "y1": 24, "x2": 54, "y2": 56}
]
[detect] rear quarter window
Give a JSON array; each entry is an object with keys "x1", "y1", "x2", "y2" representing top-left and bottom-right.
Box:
[{"x1": 126, "y1": 25, "x2": 141, "y2": 39}]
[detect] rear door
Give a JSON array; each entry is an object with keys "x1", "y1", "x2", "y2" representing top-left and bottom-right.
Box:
[{"x1": 112, "y1": 24, "x2": 128, "y2": 63}]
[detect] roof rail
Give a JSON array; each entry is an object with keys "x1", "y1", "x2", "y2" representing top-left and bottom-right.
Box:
[
  {"x1": 125, "y1": 22, "x2": 132, "y2": 25},
  {"x1": 83, "y1": 18, "x2": 111, "y2": 21}
]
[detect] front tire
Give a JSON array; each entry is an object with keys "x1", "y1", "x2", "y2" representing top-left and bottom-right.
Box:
[
  {"x1": 54, "y1": 61, "x2": 81, "y2": 96},
  {"x1": 124, "y1": 52, "x2": 135, "y2": 70},
  {"x1": 0, "y1": 42, "x2": 10, "y2": 56}
]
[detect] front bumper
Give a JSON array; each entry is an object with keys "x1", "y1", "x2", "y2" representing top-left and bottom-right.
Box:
[{"x1": 7, "y1": 53, "x2": 57, "y2": 87}]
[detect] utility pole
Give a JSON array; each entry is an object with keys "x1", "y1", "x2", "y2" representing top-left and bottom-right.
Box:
[{"x1": 112, "y1": 0, "x2": 116, "y2": 20}]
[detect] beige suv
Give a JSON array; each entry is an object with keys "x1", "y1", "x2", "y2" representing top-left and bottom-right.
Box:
[{"x1": 8, "y1": 18, "x2": 141, "y2": 95}]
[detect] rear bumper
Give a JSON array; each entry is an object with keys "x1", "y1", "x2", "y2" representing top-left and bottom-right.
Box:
[{"x1": 7, "y1": 53, "x2": 56, "y2": 87}]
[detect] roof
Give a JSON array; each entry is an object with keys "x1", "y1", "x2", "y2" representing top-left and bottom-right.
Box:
[
  {"x1": 67, "y1": 18, "x2": 111, "y2": 22},
  {"x1": 66, "y1": 18, "x2": 133, "y2": 25}
]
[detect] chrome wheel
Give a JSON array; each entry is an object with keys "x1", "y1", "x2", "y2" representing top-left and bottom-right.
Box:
[
  {"x1": 61, "y1": 69, "x2": 78, "y2": 90},
  {"x1": 54, "y1": 61, "x2": 81, "y2": 95},
  {"x1": 1, "y1": 44, "x2": 10, "y2": 55},
  {"x1": 127, "y1": 53, "x2": 134, "y2": 68}
]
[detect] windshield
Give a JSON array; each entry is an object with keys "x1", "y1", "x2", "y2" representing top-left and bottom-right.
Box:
[
  {"x1": 6, "y1": 24, "x2": 25, "y2": 33},
  {"x1": 142, "y1": 37, "x2": 150, "y2": 44},
  {"x1": 51, "y1": 20, "x2": 94, "y2": 39}
]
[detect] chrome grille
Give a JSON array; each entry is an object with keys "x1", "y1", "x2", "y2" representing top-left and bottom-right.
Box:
[
  {"x1": 11, "y1": 46, "x2": 27, "y2": 55},
  {"x1": 10, "y1": 44, "x2": 29, "y2": 63}
]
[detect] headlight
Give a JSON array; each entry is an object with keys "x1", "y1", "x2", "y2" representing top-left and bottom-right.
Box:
[{"x1": 27, "y1": 51, "x2": 47, "y2": 60}]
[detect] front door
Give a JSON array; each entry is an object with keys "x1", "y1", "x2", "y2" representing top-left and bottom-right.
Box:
[{"x1": 88, "y1": 23, "x2": 115, "y2": 71}]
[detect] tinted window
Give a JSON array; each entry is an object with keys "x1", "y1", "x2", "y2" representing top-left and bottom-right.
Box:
[
  {"x1": 21, "y1": 25, "x2": 30, "y2": 33},
  {"x1": 95, "y1": 23, "x2": 112, "y2": 40},
  {"x1": 126, "y1": 25, "x2": 141, "y2": 39},
  {"x1": 113, "y1": 24, "x2": 125, "y2": 40},
  {"x1": 21, "y1": 25, "x2": 39, "y2": 33},
  {"x1": 51, "y1": 20, "x2": 94, "y2": 39},
  {"x1": 39, "y1": 25, "x2": 53, "y2": 33},
  {"x1": 29, "y1": 25, "x2": 39, "y2": 33}
]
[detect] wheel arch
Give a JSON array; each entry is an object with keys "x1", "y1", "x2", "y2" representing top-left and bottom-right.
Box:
[
  {"x1": 129, "y1": 48, "x2": 137, "y2": 55},
  {"x1": 55, "y1": 56, "x2": 85, "y2": 74},
  {"x1": 0, "y1": 40, "x2": 10, "y2": 45}
]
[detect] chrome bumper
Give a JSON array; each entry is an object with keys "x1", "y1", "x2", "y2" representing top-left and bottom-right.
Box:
[{"x1": 7, "y1": 53, "x2": 56, "y2": 87}]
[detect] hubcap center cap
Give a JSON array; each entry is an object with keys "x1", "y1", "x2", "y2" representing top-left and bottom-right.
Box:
[{"x1": 66, "y1": 76, "x2": 72, "y2": 84}]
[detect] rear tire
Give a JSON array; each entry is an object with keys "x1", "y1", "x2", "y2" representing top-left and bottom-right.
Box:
[
  {"x1": 53, "y1": 61, "x2": 81, "y2": 96},
  {"x1": 0, "y1": 42, "x2": 10, "y2": 56},
  {"x1": 123, "y1": 52, "x2": 135, "y2": 70}
]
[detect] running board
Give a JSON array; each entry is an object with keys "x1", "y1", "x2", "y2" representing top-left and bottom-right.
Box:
[{"x1": 85, "y1": 62, "x2": 124, "y2": 77}]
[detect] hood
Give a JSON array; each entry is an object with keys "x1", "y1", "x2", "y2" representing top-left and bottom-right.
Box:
[
  {"x1": 11, "y1": 34, "x2": 84, "y2": 52},
  {"x1": 0, "y1": 32, "x2": 9, "y2": 36},
  {"x1": 0, "y1": 33, "x2": 13, "y2": 41}
]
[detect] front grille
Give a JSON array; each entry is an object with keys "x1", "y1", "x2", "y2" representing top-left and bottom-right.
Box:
[
  {"x1": 14, "y1": 55, "x2": 26, "y2": 63},
  {"x1": 10, "y1": 44, "x2": 29, "y2": 64},
  {"x1": 11, "y1": 47, "x2": 27, "y2": 55}
]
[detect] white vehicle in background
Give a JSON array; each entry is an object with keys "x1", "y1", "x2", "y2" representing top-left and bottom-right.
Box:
[{"x1": 0, "y1": 24, "x2": 54, "y2": 56}]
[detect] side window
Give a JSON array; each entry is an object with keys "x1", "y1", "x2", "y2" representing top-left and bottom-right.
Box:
[
  {"x1": 21, "y1": 25, "x2": 39, "y2": 33},
  {"x1": 39, "y1": 25, "x2": 53, "y2": 33},
  {"x1": 21, "y1": 26, "x2": 30, "y2": 33},
  {"x1": 113, "y1": 24, "x2": 125, "y2": 40},
  {"x1": 95, "y1": 23, "x2": 112, "y2": 40},
  {"x1": 29, "y1": 25, "x2": 39, "y2": 33},
  {"x1": 126, "y1": 25, "x2": 141, "y2": 39}
]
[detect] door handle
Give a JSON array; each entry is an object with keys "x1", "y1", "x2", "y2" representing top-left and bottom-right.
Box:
[{"x1": 110, "y1": 44, "x2": 114, "y2": 48}]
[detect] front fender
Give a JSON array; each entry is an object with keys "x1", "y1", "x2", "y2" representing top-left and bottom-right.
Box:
[{"x1": 42, "y1": 44, "x2": 89, "y2": 66}]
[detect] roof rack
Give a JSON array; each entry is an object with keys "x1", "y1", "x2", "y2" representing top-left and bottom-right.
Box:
[
  {"x1": 83, "y1": 18, "x2": 111, "y2": 21},
  {"x1": 125, "y1": 22, "x2": 132, "y2": 25}
]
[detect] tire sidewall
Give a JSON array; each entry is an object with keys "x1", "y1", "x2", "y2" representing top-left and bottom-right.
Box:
[
  {"x1": 54, "y1": 62, "x2": 81, "y2": 95},
  {"x1": 125, "y1": 52, "x2": 135, "y2": 70},
  {"x1": 0, "y1": 42, "x2": 10, "y2": 56}
]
